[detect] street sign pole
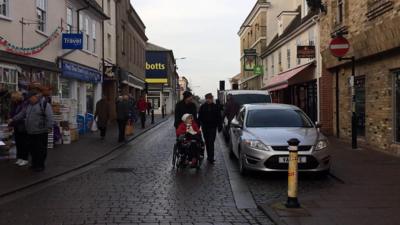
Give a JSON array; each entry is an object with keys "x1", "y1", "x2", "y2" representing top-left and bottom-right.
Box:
[
  {"x1": 330, "y1": 36, "x2": 357, "y2": 149},
  {"x1": 339, "y1": 56, "x2": 357, "y2": 149}
]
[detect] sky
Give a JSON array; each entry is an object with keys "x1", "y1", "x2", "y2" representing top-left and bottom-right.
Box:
[{"x1": 130, "y1": 0, "x2": 256, "y2": 97}]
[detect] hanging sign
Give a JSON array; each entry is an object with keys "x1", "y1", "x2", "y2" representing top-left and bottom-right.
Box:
[{"x1": 62, "y1": 33, "x2": 83, "y2": 49}]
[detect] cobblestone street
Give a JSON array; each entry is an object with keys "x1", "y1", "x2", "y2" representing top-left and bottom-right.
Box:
[{"x1": 0, "y1": 120, "x2": 275, "y2": 225}]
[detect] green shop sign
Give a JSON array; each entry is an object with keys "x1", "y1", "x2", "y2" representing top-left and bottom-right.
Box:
[{"x1": 254, "y1": 65, "x2": 264, "y2": 76}]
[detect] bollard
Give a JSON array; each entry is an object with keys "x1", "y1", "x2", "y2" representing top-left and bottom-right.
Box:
[
  {"x1": 286, "y1": 138, "x2": 301, "y2": 208},
  {"x1": 151, "y1": 109, "x2": 154, "y2": 124}
]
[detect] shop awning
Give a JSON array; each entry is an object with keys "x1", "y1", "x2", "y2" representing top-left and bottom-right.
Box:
[{"x1": 264, "y1": 62, "x2": 314, "y2": 92}]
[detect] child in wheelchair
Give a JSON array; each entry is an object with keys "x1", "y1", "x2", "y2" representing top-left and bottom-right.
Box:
[{"x1": 176, "y1": 113, "x2": 204, "y2": 167}]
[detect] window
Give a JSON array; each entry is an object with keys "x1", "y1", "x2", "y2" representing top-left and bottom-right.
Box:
[
  {"x1": 303, "y1": 0, "x2": 309, "y2": 17},
  {"x1": 92, "y1": 22, "x2": 96, "y2": 53},
  {"x1": 278, "y1": 50, "x2": 282, "y2": 72},
  {"x1": 246, "y1": 109, "x2": 313, "y2": 128},
  {"x1": 66, "y1": 7, "x2": 73, "y2": 33},
  {"x1": 0, "y1": 0, "x2": 9, "y2": 17},
  {"x1": 271, "y1": 55, "x2": 275, "y2": 75},
  {"x1": 107, "y1": 33, "x2": 112, "y2": 58},
  {"x1": 337, "y1": 0, "x2": 345, "y2": 24},
  {"x1": 36, "y1": 0, "x2": 47, "y2": 32},
  {"x1": 107, "y1": 0, "x2": 111, "y2": 16},
  {"x1": 85, "y1": 17, "x2": 90, "y2": 50},
  {"x1": 287, "y1": 48, "x2": 291, "y2": 69},
  {"x1": 296, "y1": 38, "x2": 302, "y2": 65},
  {"x1": 308, "y1": 29, "x2": 315, "y2": 46},
  {"x1": 79, "y1": 14, "x2": 83, "y2": 32},
  {"x1": 0, "y1": 67, "x2": 18, "y2": 91},
  {"x1": 395, "y1": 72, "x2": 400, "y2": 142}
]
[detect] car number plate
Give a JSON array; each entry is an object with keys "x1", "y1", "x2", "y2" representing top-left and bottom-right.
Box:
[{"x1": 278, "y1": 156, "x2": 307, "y2": 164}]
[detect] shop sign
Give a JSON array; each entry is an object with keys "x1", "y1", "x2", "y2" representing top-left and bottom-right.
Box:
[
  {"x1": 244, "y1": 49, "x2": 257, "y2": 71},
  {"x1": 62, "y1": 33, "x2": 83, "y2": 49},
  {"x1": 61, "y1": 60, "x2": 102, "y2": 83},
  {"x1": 103, "y1": 66, "x2": 116, "y2": 81},
  {"x1": 254, "y1": 65, "x2": 264, "y2": 76},
  {"x1": 297, "y1": 46, "x2": 316, "y2": 58},
  {"x1": 146, "y1": 52, "x2": 168, "y2": 84}
]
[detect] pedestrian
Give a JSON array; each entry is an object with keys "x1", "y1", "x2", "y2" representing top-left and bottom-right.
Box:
[
  {"x1": 95, "y1": 94, "x2": 110, "y2": 140},
  {"x1": 174, "y1": 91, "x2": 198, "y2": 128},
  {"x1": 9, "y1": 91, "x2": 29, "y2": 166},
  {"x1": 116, "y1": 95, "x2": 130, "y2": 142},
  {"x1": 137, "y1": 95, "x2": 147, "y2": 129},
  {"x1": 10, "y1": 91, "x2": 53, "y2": 172},
  {"x1": 198, "y1": 93, "x2": 222, "y2": 164},
  {"x1": 224, "y1": 94, "x2": 240, "y2": 130},
  {"x1": 147, "y1": 102, "x2": 152, "y2": 115}
]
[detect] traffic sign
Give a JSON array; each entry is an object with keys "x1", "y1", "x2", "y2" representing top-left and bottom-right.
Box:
[{"x1": 329, "y1": 36, "x2": 350, "y2": 57}]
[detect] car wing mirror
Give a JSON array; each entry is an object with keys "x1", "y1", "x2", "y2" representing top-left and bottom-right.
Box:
[{"x1": 231, "y1": 118, "x2": 243, "y2": 129}]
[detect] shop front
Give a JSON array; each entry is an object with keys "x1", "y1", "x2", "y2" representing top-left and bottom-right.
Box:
[
  {"x1": 60, "y1": 59, "x2": 102, "y2": 114},
  {"x1": 118, "y1": 69, "x2": 145, "y2": 99},
  {"x1": 265, "y1": 62, "x2": 318, "y2": 122}
]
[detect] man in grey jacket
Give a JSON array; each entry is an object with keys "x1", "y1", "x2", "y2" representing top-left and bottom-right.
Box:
[{"x1": 10, "y1": 91, "x2": 53, "y2": 172}]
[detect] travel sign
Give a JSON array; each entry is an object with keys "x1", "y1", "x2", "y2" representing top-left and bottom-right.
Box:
[
  {"x1": 62, "y1": 33, "x2": 83, "y2": 49},
  {"x1": 146, "y1": 52, "x2": 168, "y2": 84}
]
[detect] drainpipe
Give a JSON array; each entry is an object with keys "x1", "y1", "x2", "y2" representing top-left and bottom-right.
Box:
[{"x1": 312, "y1": 15, "x2": 321, "y2": 123}]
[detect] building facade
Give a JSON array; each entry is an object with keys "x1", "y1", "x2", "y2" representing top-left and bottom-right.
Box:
[
  {"x1": 115, "y1": 0, "x2": 147, "y2": 99},
  {"x1": 146, "y1": 43, "x2": 179, "y2": 115},
  {"x1": 320, "y1": 0, "x2": 400, "y2": 155},
  {"x1": 61, "y1": 0, "x2": 108, "y2": 115},
  {"x1": 238, "y1": 0, "x2": 268, "y2": 90},
  {"x1": 262, "y1": 1, "x2": 321, "y2": 123}
]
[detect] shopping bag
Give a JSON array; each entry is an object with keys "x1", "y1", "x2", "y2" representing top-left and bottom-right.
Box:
[
  {"x1": 91, "y1": 121, "x2": 98, "y2": 132},
  {"x1": 125, "y1": 121, "x2": 134, "y2": 136}
]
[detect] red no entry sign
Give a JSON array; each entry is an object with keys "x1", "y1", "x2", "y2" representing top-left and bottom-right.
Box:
[{"x1": 329, "y1": 36, "x2": 350, "y2": 57}]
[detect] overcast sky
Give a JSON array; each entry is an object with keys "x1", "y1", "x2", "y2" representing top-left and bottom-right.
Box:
[{"x1": 130, "y1": 0, "x2": 256, "y2": 98}]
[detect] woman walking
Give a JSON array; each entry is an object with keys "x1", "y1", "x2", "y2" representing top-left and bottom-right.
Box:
[{"x1": 9, "y1": 91, "x2": 29, "y2": 166}]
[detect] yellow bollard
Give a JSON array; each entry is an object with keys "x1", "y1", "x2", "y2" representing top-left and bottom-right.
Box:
[{"x1": 286, "y1": 138, "x2": 301, "y2": 208}]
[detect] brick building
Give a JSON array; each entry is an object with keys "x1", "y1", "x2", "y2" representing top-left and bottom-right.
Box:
[{"x1": 320, "y1": 0, "x2": 400, "y2": 155}]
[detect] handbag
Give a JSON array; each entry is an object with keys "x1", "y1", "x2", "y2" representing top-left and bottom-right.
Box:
[{"x1": 91, "y1": 120, "x2": 98, "y2": 132}]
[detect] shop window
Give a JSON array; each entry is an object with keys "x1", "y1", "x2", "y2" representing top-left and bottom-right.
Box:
[
  {"x1": 0, "y1": 67, "x2": 18, "y2": 91},
  {"x1": 0, "y1": 0, "x2": 9, "y2": 17},
  {"x1": 36, "y1": 0, "x2": 46, "y2": 32},
  {"x1": 66, "y1": 7, "x2": 73, "y2": 33},
  {"x1": 60, "y1": 79, "x2": 70, "y2": 99},
  {"x1": 86, "y1": 83, "x2": 94, "y2": 114}
]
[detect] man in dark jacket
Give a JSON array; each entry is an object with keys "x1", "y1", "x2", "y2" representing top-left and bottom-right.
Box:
[
  {"x1": 198, "y1": 93, "x2": 222, "y2": 163},
  {"x1": 174, "y1": 91, "x2": 197, "y2": 128},
  {"x1": 224, "y1": 94, "x2": 240, "y2": 130},
  {"x1": 95, "y1": 94, "x2": 110, "y2": 140},
  {"x1": 116, "y1": 95, "x2": 130, "y2": 142}
]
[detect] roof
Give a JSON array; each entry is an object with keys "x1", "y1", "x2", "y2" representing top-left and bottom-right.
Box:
[
  {"x1": 83, "y1": 0, "x2": 110, "y2": 20},
  {"x1": 243, "y1": 103, "x2": 299, "y2": 111},
  {"x1": 261, "y1": 7, "x2": 318, "y2": 57},
  {"x1": 238, "y1": 0, "x2": 270, "y2": 36},
  {"x1": 146, "y1": 42, "x2": 172, "y2": 52}
]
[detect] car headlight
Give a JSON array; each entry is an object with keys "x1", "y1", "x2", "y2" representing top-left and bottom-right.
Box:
[
  {"x1": 243, "y1": 140, "x2": 269, "y2": 151},
  {"x1": 315, "y1": 140, "x2": 328, "y2": 151}
]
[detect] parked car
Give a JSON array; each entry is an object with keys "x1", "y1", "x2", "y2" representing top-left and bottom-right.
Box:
[
  {"x1": 229, "y1": 103, "x2": 331, "y2": 175},
  {"x1": 220, "y1": 90, "x2": 272, "y2": 140}
]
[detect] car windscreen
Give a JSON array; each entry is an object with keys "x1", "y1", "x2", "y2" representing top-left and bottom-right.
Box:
[
  {"x1": 232, "y1": 94, "x2": 272, "y2": 105},
  {"x1": 246, "y1": 109, "x2": 314, "y2": 128}
]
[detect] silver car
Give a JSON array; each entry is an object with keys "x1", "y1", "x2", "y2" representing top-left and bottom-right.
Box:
[{"x1": 229, "y1": 104, "x2": 331, "y2": 175}]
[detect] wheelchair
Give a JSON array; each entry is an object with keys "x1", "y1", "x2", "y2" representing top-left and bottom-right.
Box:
[{"x1": 172, "y1": 134, "x2": 205, "y2": 170}]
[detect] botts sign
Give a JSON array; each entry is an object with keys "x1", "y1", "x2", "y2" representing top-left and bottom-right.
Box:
[{"x1": 146, "y1": 52, "x2": 168, "y2": 84}]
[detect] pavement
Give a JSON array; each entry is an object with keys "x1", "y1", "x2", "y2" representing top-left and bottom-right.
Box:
[
  {"x1": 0, "y1": 118, "x2": 273, "y2": 225},
  {"x1": 258, "y1": 138, "x2": 400, "y2": 225},
  {"x1": 0, "y1": 114, "x2": 167, "y2": 198}
]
